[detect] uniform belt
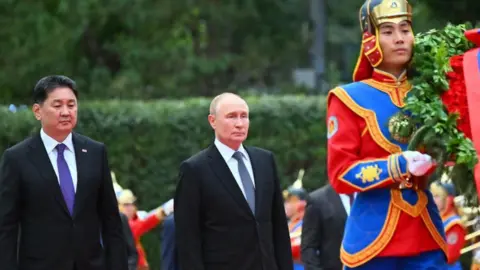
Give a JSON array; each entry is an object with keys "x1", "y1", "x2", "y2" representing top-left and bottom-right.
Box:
[{"x1": 395, "y1": 181, "x2": 420, "y2": 190}]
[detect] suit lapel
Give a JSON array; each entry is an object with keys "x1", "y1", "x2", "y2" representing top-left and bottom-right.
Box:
[
  {"x1": 72, "y1": 133, "x2": 89, "y2": 218},
  {"x1": 207, "y1": 144, "x2": 253, "y2": 217},
  {"x1": 27, "y1": 133, "x2": 70, "y2": 216}
]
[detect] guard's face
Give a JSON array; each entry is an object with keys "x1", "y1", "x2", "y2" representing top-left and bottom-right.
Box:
[
  {"x1": 378, "y1": 21, "x2": 413, "y2": 68},
  {"x1": 208, "y1": 95, "x2": 249, "y2": 149},
  {"x1": 284, "y1": 197, "x2": 299, "y2": 218},
  {"x1": 432, "y1": 194, "x2": 446, "y2": 212},
  {"x1": 33, "y1": 87, "x2": 78, "y2": 135},
  {"x1": 119, "y1": 203, "x2": 137, "y2": 219}
]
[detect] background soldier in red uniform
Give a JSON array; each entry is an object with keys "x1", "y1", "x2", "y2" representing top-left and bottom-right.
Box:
[
  {"x1": 117, "y1": 186, "x2": 173, "y2": 270},
  {"x1": 326, "y1": 0, "x2": 448, "y2": 269},
  {"x1": 430, "y1": 178, "x2": 466, "y2": 269},
  {"x1": 283, "y1": 176, "x2": 307, "y2": 269}
]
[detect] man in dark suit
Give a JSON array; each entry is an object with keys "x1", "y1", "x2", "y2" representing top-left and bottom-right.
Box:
[
  {"x1": 161, "y1": 214, "x2": 179, "y2": 270},
  {"x1": 174, "y1": 93, "x2": 292, "y2": 270},
  {"x1": 120, "y1": 212, "x2": 138, "y2": 270},
  {"x1": 0, "y1": 75, "x2": 128, "y2": 270},
  {"x1": 300, "y1": 184, "x2": 353, "y2": 270},
  {"x1": 113, "y1": 173, "x2": 138, "y2": 270}
]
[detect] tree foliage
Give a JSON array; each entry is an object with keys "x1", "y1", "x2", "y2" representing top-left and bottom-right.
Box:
[
  {"x1": 0, "y1": 0, "x2": 310, "y2": 102},
  {"x1": 416, "y1": 0, "x2": 480, "y2": 25},
  {"x1": 1, "y1": 0, "x2": 465, "y2": 103}
]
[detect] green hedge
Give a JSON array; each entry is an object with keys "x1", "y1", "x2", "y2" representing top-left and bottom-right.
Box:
[{"x1": 0, "y1": 95, "x2": 328, "y2": 269}]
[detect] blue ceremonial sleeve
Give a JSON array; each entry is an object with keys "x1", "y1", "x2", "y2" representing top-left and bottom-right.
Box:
[{"x1": 339, "y1": 153, "x2": 409, "y2": 191}]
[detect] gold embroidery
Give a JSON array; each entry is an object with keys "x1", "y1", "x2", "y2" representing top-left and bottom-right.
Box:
[
  {"x1": 356, "y1": 165, "x2": 382, "y2": 183},
  {"x1": 388, "y1": 154, "x2": 400, "y2": 182},
  {"x1": 391, "y1": 189, "x2": 427, "y2": 217},
  {"x1": 362, "y1": 79, "x2": 411, "y2": 107},
  {"x1": 341, "y1": 200, "x2": 448, "y2": 268},
  {"x1": 328, "y1": 88, "x2": 402, "y2": 154},
  {"x1": 388, "y1": 113, "x2": 416, "y2": 144},
  {"x1": 340, "y1": 203, "x2": 401, "y2": 267},
  {"x1": 420, "y1": 209, "x2": 448, "y2": 257},
  {"x1": 393, "y1": 153, "x2": 411, "y2": 182},
  {"x1": 338, "y1": 158, "x2": 395, "y2": 191}
]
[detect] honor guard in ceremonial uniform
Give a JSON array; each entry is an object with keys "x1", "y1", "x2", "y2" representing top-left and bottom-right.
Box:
[
  {"x1": 114, "y1": 175, "x2": 174, "y2": 270},
  {"x1": 473, "y1": 248, "x2": 480, "y2": 270},
  {"x1": 326, "y1": 0, "x2": 448, "y2": 269},
  {"x1": 430, "y1": 178, "x2": 466, "y2": 269},
  {"x1": 469, "y1": 214, "x2": 480, "y2": 270},
  {"x1": 284, "y1": 171, "x2": 307, "y2": 270}
]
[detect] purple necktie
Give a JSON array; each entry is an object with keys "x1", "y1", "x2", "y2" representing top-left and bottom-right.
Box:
[{"x1": 56, "y1": 144, "x2": 75, "y2": 215}]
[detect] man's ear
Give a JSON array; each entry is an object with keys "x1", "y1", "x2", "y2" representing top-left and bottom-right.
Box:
[
  {"x1": 208, "y1": 114, "x2": 216, "y2": 129},
  {"x1": 32, "y1": 104, "x2": 41, "y2": 120}
]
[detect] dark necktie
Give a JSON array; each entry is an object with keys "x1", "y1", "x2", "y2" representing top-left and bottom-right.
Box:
[
  {"x1": 57, "y1": 144, "x2": 75, "y2": 215},
  {"x1": 232, "y1": 151, "x2": 255, "y2": 214},
  {"x1": 349, "y1": 193, "x2": 354, "y2": 206}
]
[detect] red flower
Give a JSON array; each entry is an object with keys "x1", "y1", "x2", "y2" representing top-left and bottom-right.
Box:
[{"x1": 442, "y1": 55, "x2": 472, "y2": 139}]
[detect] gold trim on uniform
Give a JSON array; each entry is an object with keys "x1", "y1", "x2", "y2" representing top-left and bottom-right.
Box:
[
  {"x1": 420, "y1": 210, "x2": 449, "y2": 256},
  {"x1": 391, "y1": 189, "x2": 427, "y2": 217},
  {"x1": 328, "y1": 88, "x2": 402, "y2": 154},
  {"x1": 340, "y1": 202, "x2": 401, "y2": 267},
  {"x1": 361, "y1": 79, "x2": 411, "y2": 107},
  {"x1": 442, "y1": 212, "x2": 465, "y2": 232}
]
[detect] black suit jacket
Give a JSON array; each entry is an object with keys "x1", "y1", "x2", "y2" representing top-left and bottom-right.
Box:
[
  {"x1": 300, "y1": 184, "x2": 347, "y2": 270},
  {"x1": 174, "y1": 144, "x2": 292, "y2": 270},
  {"x1": 0, "y1": 132, "x2": 128, "y2": 270},
  {"x1": 120, "y1": 213, "x2": 138, "y2": 270}
]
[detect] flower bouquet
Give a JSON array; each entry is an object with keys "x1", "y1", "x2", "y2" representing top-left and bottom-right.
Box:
[{"x1": 401, "y1": 23, "x2": 480, "y2": 202}]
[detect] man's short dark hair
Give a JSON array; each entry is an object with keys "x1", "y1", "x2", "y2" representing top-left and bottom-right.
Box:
[{"x1": 32, "y1": 75, "x2": 78, "y2": 104}]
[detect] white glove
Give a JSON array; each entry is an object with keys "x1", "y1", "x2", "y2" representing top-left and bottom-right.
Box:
[
  {"x1": 136, "y1": 210, "x2": 149, "y2": 220},
  {"x1": 161, "y1": 199, "x2": 174, "y2": 216},
  {"x1": 402, "y1": 151, "x2": 434, "y2": 176}
]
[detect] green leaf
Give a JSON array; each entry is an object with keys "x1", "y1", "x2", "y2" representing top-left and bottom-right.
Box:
[{"x1": 405, "y1": 23, "x2": 477, "y2": 197}]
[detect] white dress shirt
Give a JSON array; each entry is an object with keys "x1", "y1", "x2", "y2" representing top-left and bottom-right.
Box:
[
  {"x1": 40, "y1": 129, "x2": 78, "y2": 192},
  {"x1": 214, "y1": 138, "x2": 255, "y2": 198},
  {"x1": 339, "y1": 193, "x2": 357, "y2": 216}
]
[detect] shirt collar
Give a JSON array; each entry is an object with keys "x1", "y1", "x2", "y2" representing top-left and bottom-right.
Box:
[
  {"x1": 372, "y1": 68, "x2": 408, "y2": 84},
  {"x1": 364, "y1": 69, "x2": 411, "y2": 98},
  {"x1": 214, "y1": 138, "x2": 249, "y2": 163},
  {"x1": 40, "y1": 128, "x2": 74, "y2": 154},
  {"x1": 339, "y1": 193, "x2": 357, "y2": 199}
]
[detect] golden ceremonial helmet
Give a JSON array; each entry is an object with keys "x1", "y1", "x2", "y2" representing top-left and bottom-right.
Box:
[
  {"x1": 111, "y1": 170, "x2": 137, "y2": 204},
  {"x1": 117, "y1": 189, "x2": 137, "y2": 205},
  {"x1": 283, "y1": 169, "x2": 307, "y2": 201},
  {"x1": 359, "y1": 0, "x2": 412, "y2": 33},
  {"x1": 353, "y1": 0, "x2": 413, "y2": 81}
]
